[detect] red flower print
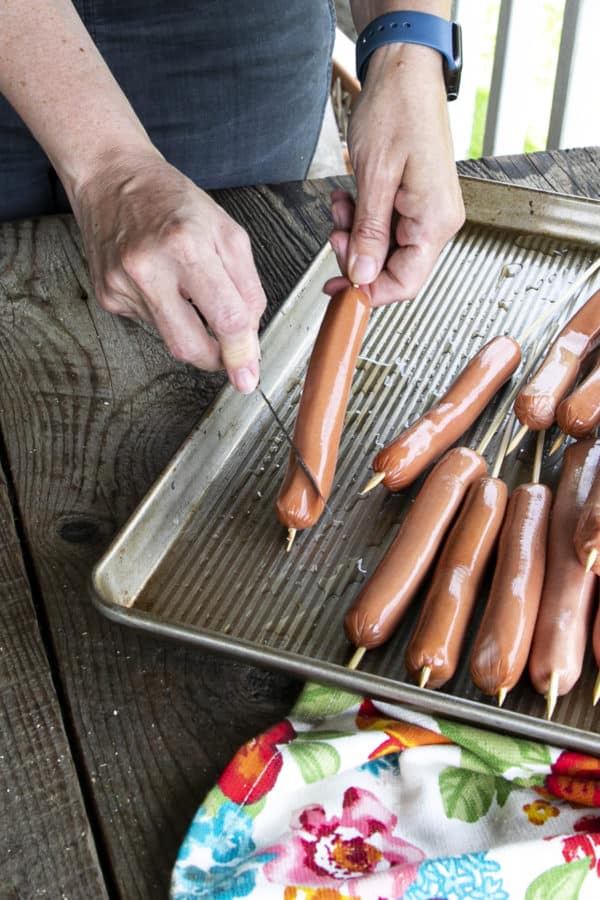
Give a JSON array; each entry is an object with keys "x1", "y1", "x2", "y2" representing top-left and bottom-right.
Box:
[
  {"x1": 575, "y1": 815, "x2": 600, "y2": 833},
  {"x1": 551, "y1": 751, "x2": 600, "y2": 778},
  {"x1": 560, "y1": 831, "x2": 600, "y2": 876},
  {"x1": 356, "y1": 699, "x2": 450, "y2": 759},
  {"x1": 263, "y1": 785, "x2": 424, "y2": 898},
  {"x1": 218, "y1": 719, "x2": 295, "y2": 805},
  {"x1": 545, "y1": 774, "x2": 600, "y2": 808}
]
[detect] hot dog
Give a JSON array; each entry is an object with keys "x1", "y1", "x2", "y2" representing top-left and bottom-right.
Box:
[
  {"x1": 514, "y1": 287, "x2": 600, "y2": 430},
  {"x1": 470, "y1": 482, "x2": 551, "y2": 700},
  {"x1": 556, "y1": 356, "x2": 600, "y2": 438},
  {"x1": 405, "y1": 475, "x2": 508, "y2": 689},
  {"x1": 344, "y1": 447, "x2": 487, "y2": 650},
  {"x1": 573, "y1": 466, "x2": 600, "y2": 575},
  {"x1": 370, "y1": 336, "x2": 521, "y2": 492},
  {"x1": 275, "y1": 286, "x2": 370, "y2": 531},
  {"x1": 529, "y1": 439, "x2": 600, "y2": 704}
]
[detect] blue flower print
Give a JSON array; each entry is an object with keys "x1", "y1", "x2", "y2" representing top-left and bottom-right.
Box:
[
  {"x1": 185, "y1": 801, "x2": 254, "y2": 864},
  {"x1": 360, "y1": 754, "x2": 401, "y2": 778},
  {"x1": 404, "y1": 851, "x2": 508, "y2": 900}
]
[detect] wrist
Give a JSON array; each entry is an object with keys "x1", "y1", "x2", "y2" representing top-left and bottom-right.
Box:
[
  {"x1": 355, "y1": 9, "x2": 461, "y2": 100},
  {"x1": 362, "y1": 40, "x2": 446, "y2": 94},
  {"x1": 61, "y1": 140, "x2": 163, "y2": 211}
]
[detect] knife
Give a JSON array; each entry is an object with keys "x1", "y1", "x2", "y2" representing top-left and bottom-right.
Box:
[{"x1": 257, "y1": 385, "x2": 333, "y2": 518}]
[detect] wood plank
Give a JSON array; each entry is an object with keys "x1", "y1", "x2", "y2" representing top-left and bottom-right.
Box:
[
  {"x1": 0, "y1": 179, "x2": 347, "y2": 899},
  {"x1": 0, "y1": 462, "x2": 108, "y2": 897}
]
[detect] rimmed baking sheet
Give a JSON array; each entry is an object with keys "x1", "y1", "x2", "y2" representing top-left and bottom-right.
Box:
[{"x1": 93, "y1": 176, "x2": 600, "y2": 753}]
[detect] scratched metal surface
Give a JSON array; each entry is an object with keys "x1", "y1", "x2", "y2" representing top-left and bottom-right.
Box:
[{"x1": 94, "y1": 176, "x2": 600, "y2": 753}]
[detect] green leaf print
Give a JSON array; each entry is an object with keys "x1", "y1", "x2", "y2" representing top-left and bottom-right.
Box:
[
  {"x1": 437, "y1": 718, "x2": 551, "y2": 775},
  {"x1": 525, "y1": 858, "x2": 590, "y2": 900},
  {"x1": 495, "y1": 775, "x2": 517, "y2": 807},
  {"x1": 288, "y1": 741, "x2": 341, "y2": 783},
  {"x1": 243, "y1": 795, "x2": 267, "y2": 819},
  {"x1": 203, "y1": 786, "x2": 228, "y2": 817},
  {"x1": 292, "y1": 683, "x2": 360, "y2": 721},
  {"x1": 439, "y1": 766, "x2": 496, "y2": 822}
]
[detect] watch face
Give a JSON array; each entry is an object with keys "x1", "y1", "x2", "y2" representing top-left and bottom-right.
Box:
[{"x1": 447, "y1": 22, "x2": 463, "y2": 101}]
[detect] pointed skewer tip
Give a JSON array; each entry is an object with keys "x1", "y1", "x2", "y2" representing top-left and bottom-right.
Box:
[
  {"x1": 586, "y1": 549, "x2": 598, "y2": 573},
  {"x1": 545, "y1": 671, "x2": 559, "y2": 721},
  {"x1": 286, "y1": 528, "x2": 297, "y2": 553},
  {"x1": 506, "y1": 424, "x2": 529, "y2": 457},
  {"x1": 359, "y1": 471, "x2": 386, "y2": 495},
  {"x1": 497, "y1": 687, "x2": 507, "y2": 708},
  {"x1": 419, "y1": 666, "x2": 431, "y2": 689}
]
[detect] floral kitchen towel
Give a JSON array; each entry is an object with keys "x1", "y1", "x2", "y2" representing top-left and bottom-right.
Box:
[{"x1": 171, "y1": 684, "x2": 600, "y2": 899}]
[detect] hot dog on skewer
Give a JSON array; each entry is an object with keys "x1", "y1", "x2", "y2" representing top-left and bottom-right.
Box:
[
  {"x1": 345, "y1": 446, "x2": 487, "y2": 651},
  {"x1": 405, "y1": 474, "x2": 508, "y2": 689},
  {"x1": 470, "y1": 430, "x2": 551, "y2": 705},
  {"x1": 363, "y1": 336, "x2": 521, "y2": 494},
  {"x1": 275, "y1": 286, "x2": 370, "y2": 544},
  {"x1": 515, "y1": 288, "x2": 600, "y2": 431},
  {"x1": 556, "y1": 355, "x2": 600, "y2": 439},
  {"x1": 573, "y1": 465, "x2": 600, "y2": 575},
  {"x1": 529, "y1": 438, "x2": 600, "y2": 718}
]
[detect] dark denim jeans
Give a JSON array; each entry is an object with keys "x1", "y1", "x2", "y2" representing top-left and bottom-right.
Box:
[{"x1": 0, "y1": 0, "x2": 335, "y2": 220}]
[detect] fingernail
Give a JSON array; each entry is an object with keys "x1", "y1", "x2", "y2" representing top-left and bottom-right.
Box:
[
  {"x1": 349, "y1": 254, "x2": 377, "y2": 284},
  {"x1": 234, "y1": 366, "x2": 258, "y2": 394}
]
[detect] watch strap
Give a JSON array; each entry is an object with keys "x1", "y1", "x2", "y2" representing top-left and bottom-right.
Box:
[{"x1": 356, "y1": 11, "x2": 462, "y2": 100}]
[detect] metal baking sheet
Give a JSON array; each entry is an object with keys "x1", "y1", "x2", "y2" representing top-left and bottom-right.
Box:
[{"x1": 93, "y1": 176, "x2": 600, "y2": 753}]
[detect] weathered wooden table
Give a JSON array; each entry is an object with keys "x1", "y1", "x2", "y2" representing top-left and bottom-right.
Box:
[{"x1": 1, "y1": 147, "x2": 599, "y2": 898}]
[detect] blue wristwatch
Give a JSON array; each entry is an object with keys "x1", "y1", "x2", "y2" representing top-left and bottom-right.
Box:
[{"x1": 356, "y1": 11, "x2": 462, "y2": 101}]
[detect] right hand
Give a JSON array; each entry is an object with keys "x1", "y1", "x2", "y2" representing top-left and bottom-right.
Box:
[{"x1": 72, "y1": 147, "x2": 267, "y2": 393}]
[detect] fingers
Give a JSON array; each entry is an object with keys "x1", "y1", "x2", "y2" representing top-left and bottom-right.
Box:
[
  {"x1": 178, "y1": 246, "x2": 261, "y2": 393},
  {"x1": 346, "y1": 163, "x2": 398, "y2": 286}
]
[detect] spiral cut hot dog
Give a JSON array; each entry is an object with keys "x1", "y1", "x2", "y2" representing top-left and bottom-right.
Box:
[
  {"x1": 515, "y1": 287, "x2": 600, "y2": 431},
  {"x1": 365, "y1": 336, "x2": 521, "y2": 494},
  {"x1": 529, "y1": 438, "x2": 600, "y2": 718},
  {"x1": 275, "y1": 286, "x2": 370, "y2": 543},
  {"x1": 345, "y1": 447, "x2": 487, "y2": 651}
]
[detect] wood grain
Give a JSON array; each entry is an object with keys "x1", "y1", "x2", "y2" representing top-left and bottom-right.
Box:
[{"x1": 0, "y1": 463, "x2": 108, "y2": 897}]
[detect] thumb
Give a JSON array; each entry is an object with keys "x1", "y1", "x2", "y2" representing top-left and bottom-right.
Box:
[{"x1": 347, "y1": 173, "x2": 396, "y2": 285}]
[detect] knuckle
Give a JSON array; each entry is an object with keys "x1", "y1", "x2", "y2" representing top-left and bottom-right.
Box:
[
  {"x1": 162, "y1": 220, "x2": 198, "y2": 262},
  {"x1": 97, "y1": 288, "x2": 126, "y2": 316},
  {"x1": 211, "y1": 304, "x2": 250, "y2": 336},
  {"x1": 120, "y1": 247, "x2": 151, "y2": 284},
  {"x1": 353, "y1": 217, "x2": 389, "y2": 244}
]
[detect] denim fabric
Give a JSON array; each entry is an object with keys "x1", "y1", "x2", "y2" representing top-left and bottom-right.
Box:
[{"x1": 0, "y1": 0, "x2": 335, "y2": 220}]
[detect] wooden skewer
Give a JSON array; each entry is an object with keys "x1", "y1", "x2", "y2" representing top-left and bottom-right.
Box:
[
  {"x1": 545, "y1": 670, "x2": 559, "y2": 720},
  {"x1": 506, "y1": 423, "x2": 530, "y2": 457},
  {"x1": 359, "y1": 470, "x2": 386, "y2": 495},
  {"x1": 347, "y1": 645, "x2": 366, "y2": 670},
  {"x1": 532, "y1": 428, "x2": 546, "y2": 485},
  {"x1": 549, "y1": 431, "x2": 567, "y2": 457},
  {"x1": 593, "y1": 669, "x2": 600, "y2": 706},
  {"x1": 418, "y1": 665, "x2": 431, "y2": 689},
  {"x1": 586, "y1": 548, "x2": 598, "y2": 573},
  {"x1": 497, "y1": 686, "x2": 507, "y2": 708},
  {"x1": 286, "y1": 528, "x2": 296, "y2": 553}
]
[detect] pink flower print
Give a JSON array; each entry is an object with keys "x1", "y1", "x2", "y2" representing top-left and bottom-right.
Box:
[{"x1": 264, "y1": 786, "x2": 424, "y2": 898}]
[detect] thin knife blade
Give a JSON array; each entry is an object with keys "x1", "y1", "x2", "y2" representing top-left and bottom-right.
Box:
[{"x1": 258, "y1": 385, "x2": 333, "y2": 518}]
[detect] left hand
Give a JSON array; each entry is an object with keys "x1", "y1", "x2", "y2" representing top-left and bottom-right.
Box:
[{"x1": 326, "y1": 42, "x2": 465, "y2": 306}]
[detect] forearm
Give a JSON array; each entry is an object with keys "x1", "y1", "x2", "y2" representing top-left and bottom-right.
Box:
[{"x1": 0, "y1": 0, "x2": 155, "y2": 202}]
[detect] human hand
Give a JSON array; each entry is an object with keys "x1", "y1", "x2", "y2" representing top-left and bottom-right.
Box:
[
  {"x1": 72, "y1": 148, "x2": 266, "y2": 393},
  {"x1": 326, "y1": 42, "x2": 464, "y2": 305}
]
